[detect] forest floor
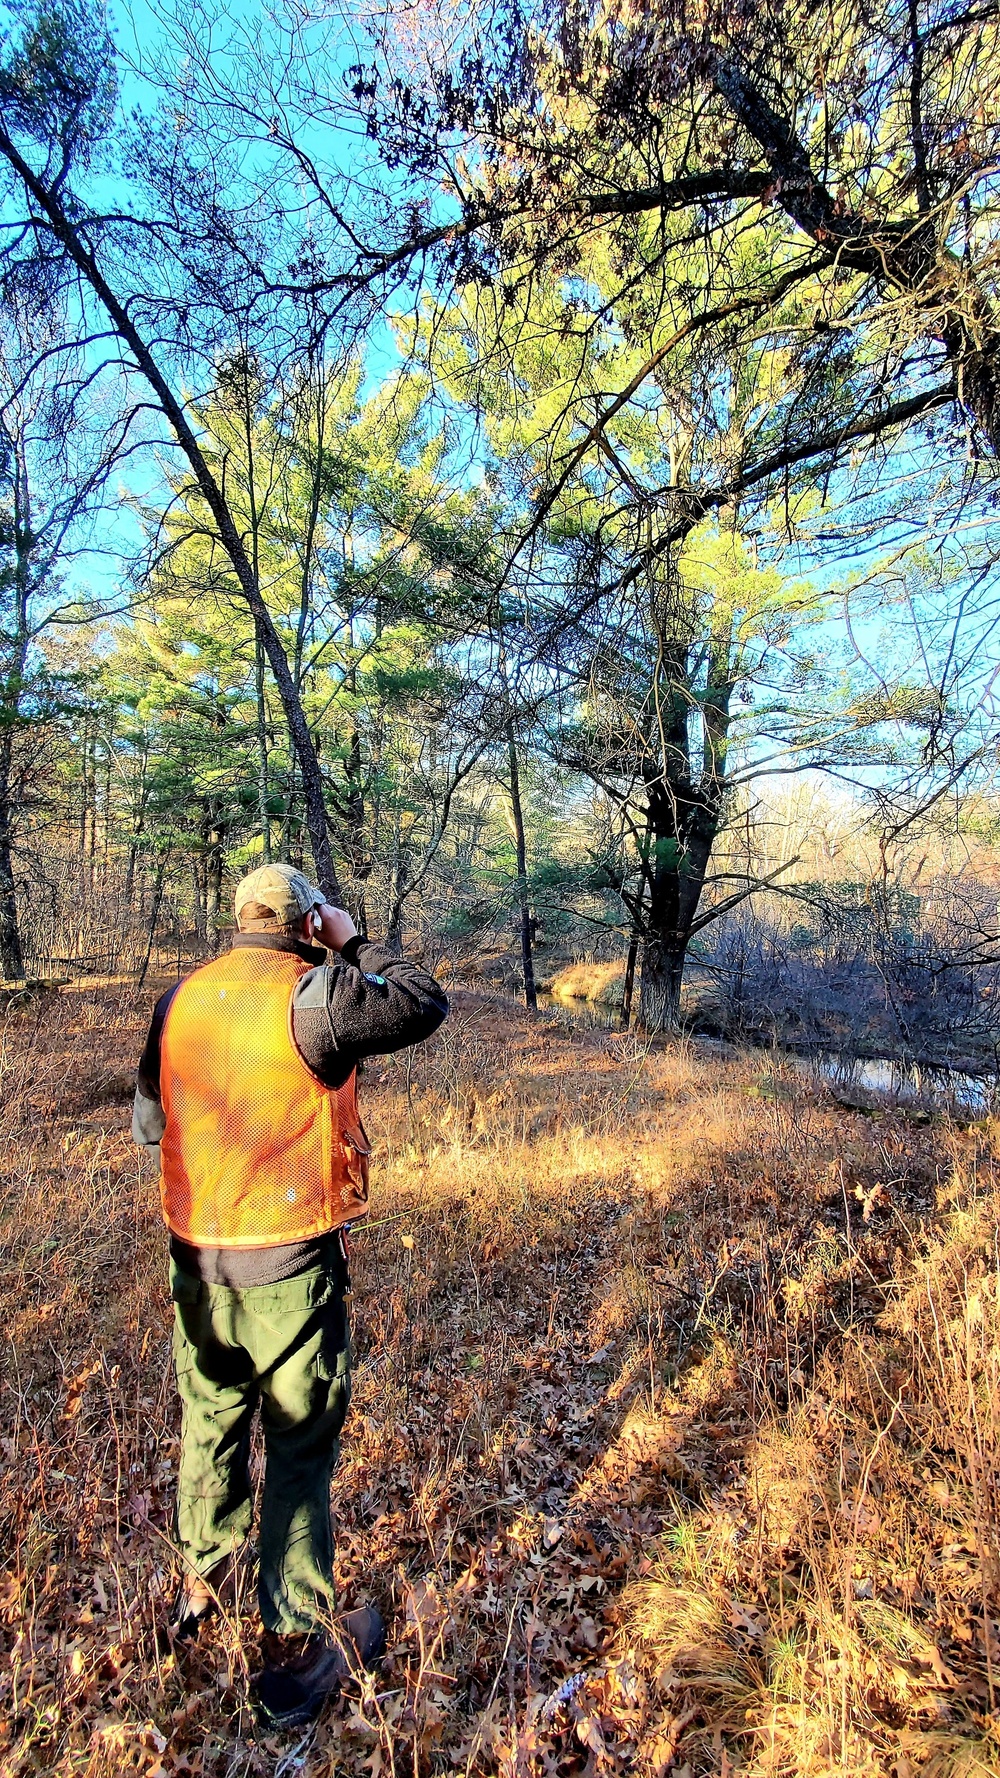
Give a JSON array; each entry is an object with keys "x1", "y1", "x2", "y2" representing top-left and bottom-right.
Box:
[{"x1": 2, "y1": 982, "x2": 1000, "y2": 1777}]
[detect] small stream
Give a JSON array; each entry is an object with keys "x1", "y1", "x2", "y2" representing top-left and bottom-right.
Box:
[
  {"x1": 536, "y1": 991, "x2": 996, "y2": 1115},
  {"x1": 536, "y1": 990, "x2": 618, "y2": 1029},
  {"x1": 791, "y1": 1052, "x2": 996, "y2": 1117}
]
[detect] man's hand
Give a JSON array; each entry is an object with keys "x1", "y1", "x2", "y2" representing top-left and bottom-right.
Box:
[{"x1": 314, "y1": 903, "x2": 358, "y2": 953}]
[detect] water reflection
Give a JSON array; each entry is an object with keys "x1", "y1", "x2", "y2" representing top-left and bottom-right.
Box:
[
  {"x1": 794, "y1": 1052, "x2": 996, "y2": 1116},
  {"x1": 536, "y1": 991, "x2": 619, "y2": 1029},
  {"x1": 535, "y1": 990, "x2": 995, "y2": 1114}
]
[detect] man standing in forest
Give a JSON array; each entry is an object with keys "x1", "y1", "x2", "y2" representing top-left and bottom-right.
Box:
[{"x1": 132, "y1": 863, "x2": 447, "y2": 1728}]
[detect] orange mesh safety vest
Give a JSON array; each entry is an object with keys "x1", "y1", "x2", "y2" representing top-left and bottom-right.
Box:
[{"x1": 159, "y1": 947, "x2": 370, "y2": 1247}]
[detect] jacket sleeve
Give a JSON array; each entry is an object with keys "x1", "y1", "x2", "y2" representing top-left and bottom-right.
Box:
[
  {"x1": 290, "y1": 936, "x2": 448, "y2": 1087},
  {"x1": 132, "y1": 984, "x2": 179, "y2": 1155}
]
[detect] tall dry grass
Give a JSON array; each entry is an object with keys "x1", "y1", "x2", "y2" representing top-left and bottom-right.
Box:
[
  {"x1": 544, "y1": 961, "x2": 626, "y2": 1006},
  {"x1": 0, "y1": 985, "x2": 997, "y2": 1775}
]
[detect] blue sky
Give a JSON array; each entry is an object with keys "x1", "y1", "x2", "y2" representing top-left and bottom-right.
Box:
[{"x1": 2, "y1": 0, "x2": 997, "y2": 804}]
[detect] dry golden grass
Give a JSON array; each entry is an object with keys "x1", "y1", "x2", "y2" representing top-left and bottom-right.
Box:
[
  {"x1": 545, "y1": 961, "x2": 626, "y2": 1005},
  {"x1": 0, "y1": 984, "x2": 998, "y2": 1775}
]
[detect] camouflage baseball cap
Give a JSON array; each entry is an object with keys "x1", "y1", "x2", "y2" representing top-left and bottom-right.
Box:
[{"x1": 234, "y1": 862, "x2": 325, "y2": 929}]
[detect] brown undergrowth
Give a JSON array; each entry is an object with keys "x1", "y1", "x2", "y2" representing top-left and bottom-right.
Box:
[{"x1": 0, "y1": 985, "x2": 998, "y2": 1776}]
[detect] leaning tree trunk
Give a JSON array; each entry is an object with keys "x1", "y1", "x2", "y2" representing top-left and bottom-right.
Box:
[{"x1": 0, "y1": 133, "x2": 342, "y2": 901}]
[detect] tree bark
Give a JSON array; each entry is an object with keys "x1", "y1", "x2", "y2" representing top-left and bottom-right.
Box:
[
  {"x1": 239, "y1": 374, "x2": 274, "y2": 867},
  {"x1": 341, "y1": 720, "x2": 370, "y2": 923},
  {"x1": 254, "y1": 629, "x2": 272, "y2": 862},
  {"x1": 634, "y1": 604, "x2": 731, "y2": 1032},
  {"x1": 0, "y1": 431, "x2": 34, "y2": 980},
  {"x1": 191, "y1": 855, "x2": 207, "y2": 942},
  {"x1": 638, "y1": 930, "x2": 686, "y2": 1032},
  {"x1": 507, "y1": 719, "x2": 537, "y2": 1012},
  {"x1": 0, "y1": 775, "x2": 23, "y2": 980},
  {"x1": 386, "y1": 843, "x2": 410, "y2": 955},
  {"x1": 206, "y1": 826, "x2": 223, "y2": 948},
  {"x1": 124, "y1": 758, "x2": 148, "y2": 903},
  {"x1": 137, "y1": 852, "x2": 170, "y2": 988},
  {"x1": 620, "y1": 924, "x2": 640, "y2": 1029},
  {"x1": 637, "y1": 818, "x2": 695, "y2": 1034},
  {"x1": 620, "y1": 838, "x2": 649, "y2": 1030},
  {"x1": 637, "y1": 816, "x2": 718, "y2": 1032}
]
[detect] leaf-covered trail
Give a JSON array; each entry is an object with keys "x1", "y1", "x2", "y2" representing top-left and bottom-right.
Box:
[{"x1": 2, "y1": 983, "x2": 998, "y2": 1776}]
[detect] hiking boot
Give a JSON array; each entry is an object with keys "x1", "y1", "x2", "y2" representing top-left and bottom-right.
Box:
[
  {"x1": 169, "y1": 1555, "x2": 236, "y2": 1643},
  {"x1": 253, "y1": 1605, "x2": 386, "y2": 1729}
]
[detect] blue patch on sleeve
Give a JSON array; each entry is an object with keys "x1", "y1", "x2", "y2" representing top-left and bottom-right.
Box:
[{"x1": 364, "y1": 972, "x2": 387, "y2": 987}]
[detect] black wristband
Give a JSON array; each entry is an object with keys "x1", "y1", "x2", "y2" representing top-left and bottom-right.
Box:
[{"x1": 339, "y1": 935, "x2": 365, "y2": 966}]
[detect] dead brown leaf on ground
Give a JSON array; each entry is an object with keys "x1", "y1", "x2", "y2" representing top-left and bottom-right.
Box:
[{"x1": 1, "y1": 985, "x2": 999, "y2": 1775}]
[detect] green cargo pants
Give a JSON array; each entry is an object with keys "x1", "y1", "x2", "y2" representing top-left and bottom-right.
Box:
[{"x1": 170, "y1": 1246, "x2": 352, "y2": 1635}]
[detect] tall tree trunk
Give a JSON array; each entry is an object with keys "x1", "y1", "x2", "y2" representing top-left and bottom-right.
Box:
[
  {"x1": 124, "y1": 741, "x2": 149, "y2": 904},
  {"x1": 280, "y1": 750, "x2": 296, "y2": 863},
  {"x1": 255, "y1": 630, "x2": 272, "y2": 862},
  {"x1": 0, "y1": 490, "x2": 31, "y2": 980},
  {"x1": 637, "y1": 807, "x2": 722, "y2": 1032},
  {"x1": 87, "y1": 739, "x2": 97, "y2": 889},
  {"x1": 638, "y1": 813, "x2": 684, "y2": 1032},
  {"x1": 342, "y1": 721, "x2": 369, "y2": 922},
  {"x1": 386, "y1": 845, "x2": 409, "y2": 955},
  {"x1": 102, "y1": 737, "x2": 112, "y2": 874},
  {"x1": 0, "y1": 733, "x2": 23, "y2": 980},
  {"x1": 620, "y1": 929, "x2": 639, "y2": 1029},
  {"x1": 507, "y1": 719, "x2": 537, "y2": 1012},
  {"x1": 621, "y1": 825, "x2": 651, "y2": 1029},
  {"x1": 78, "y1": 722, "x2": 89, "y2": 860},
  {"x1": 240, "y1": 361, "x2": 273, "y2": 867},
  {"x1": 635, "y1": 614, "x2": 695, "y2": 1034},
  {"x1": 632, "y1": 561, "x2": 735, "y2": 1032},
  {"x1": 137, "y1": 852, "x2": 170, "y2": 988},
  {"x1": 621, "y1": 892, "x2": 644, "y2": 1031},
  {"x1": 637, "y1": 814, "x2": 723, "y2": 1032},
  {"x1": 638, "y1": 927, "x2": 687, "y2": 1032},
  {"x1": 206, "y1": 843, "x2": 223, "y2": 948},
  {"x1": 203, "y1": 801, "x2": 224, "y2": 950},
  {"x1": 191, "y1": 856, "x2": 207, "y2": 942}
]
